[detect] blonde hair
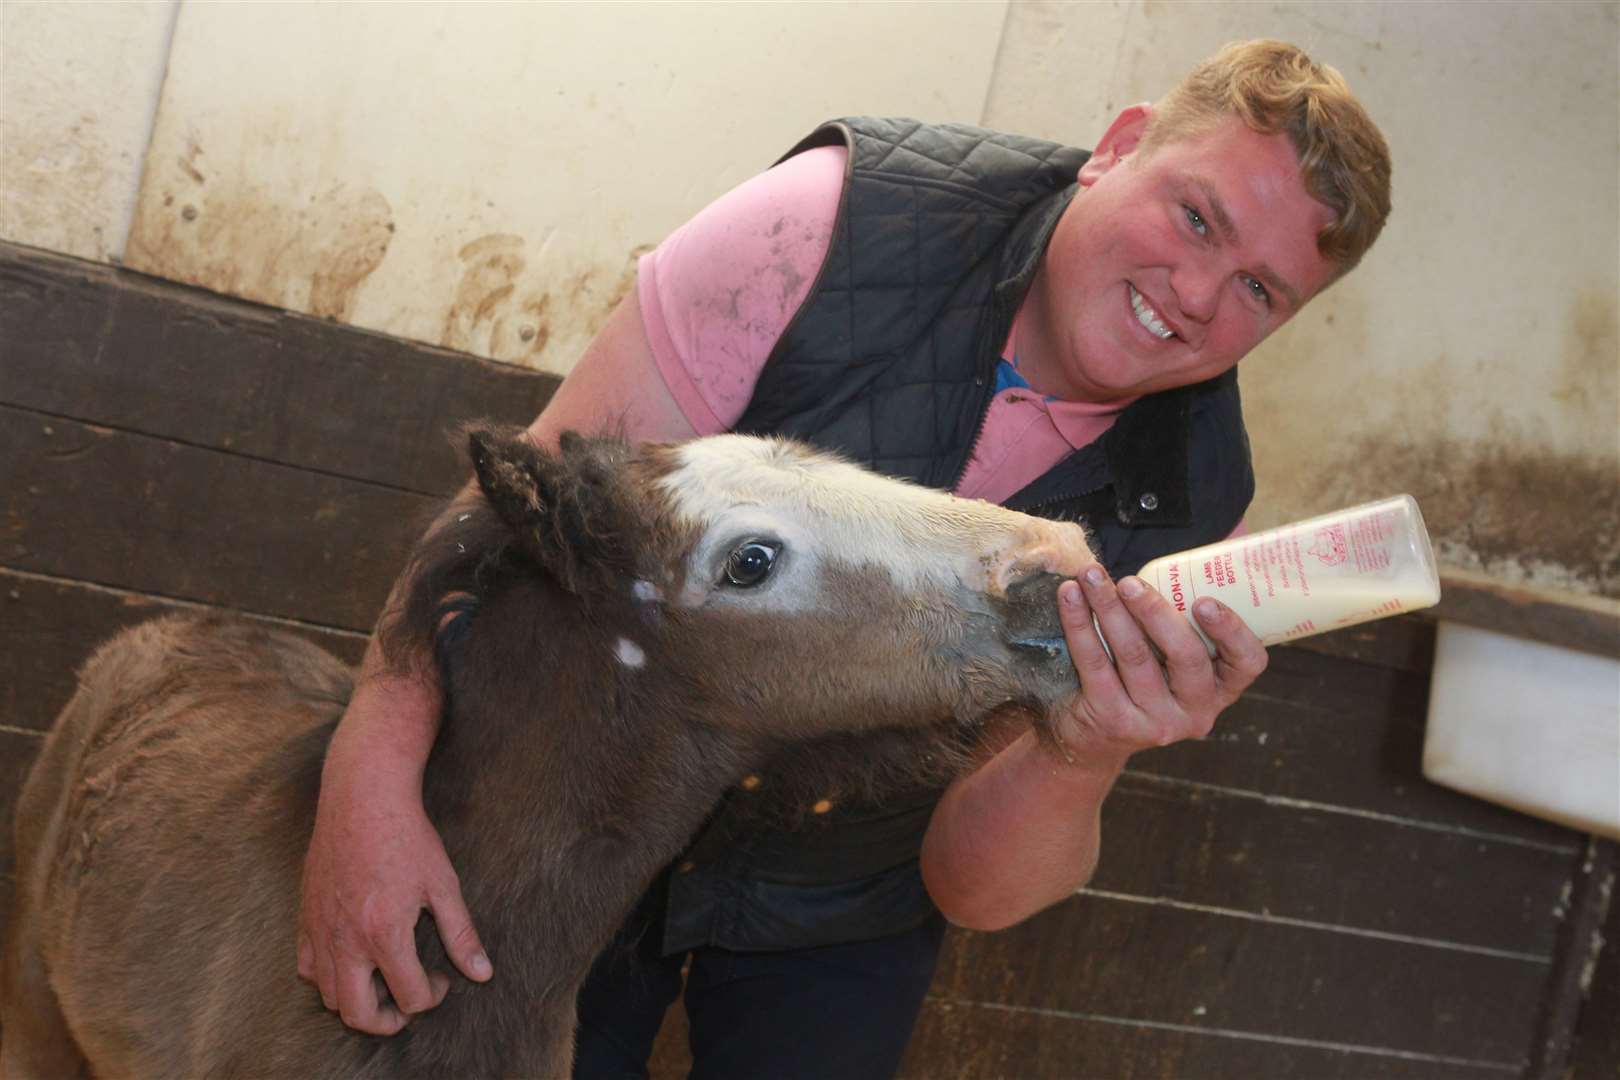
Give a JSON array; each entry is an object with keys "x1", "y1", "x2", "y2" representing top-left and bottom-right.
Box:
[{"x1": 1142, "y1": 39, "x2": 1392, "y2": 276}]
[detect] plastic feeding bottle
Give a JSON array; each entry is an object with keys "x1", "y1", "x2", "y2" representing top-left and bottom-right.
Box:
[{"x1": 1136, "y1": 494, "x2": 1442, "y2": 655}]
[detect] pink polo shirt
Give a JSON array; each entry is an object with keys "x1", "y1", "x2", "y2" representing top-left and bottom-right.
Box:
[{"x1": 636, "y1": 144, "x2": 1128, "y2": 505}]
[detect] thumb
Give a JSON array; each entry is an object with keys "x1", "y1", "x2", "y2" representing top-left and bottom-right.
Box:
[{"x1": 430, "y1": 889, "x2": 493, "y2": 983}]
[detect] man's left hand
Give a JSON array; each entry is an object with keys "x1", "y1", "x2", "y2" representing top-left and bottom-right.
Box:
[{"x1": 1054, "y1": 565, "x2": 1267, "y2": 758}]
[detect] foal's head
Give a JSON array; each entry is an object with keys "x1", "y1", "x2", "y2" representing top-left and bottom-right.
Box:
[{"x1": 396, "y1": 429, "x2": 1095, "y2": 753}]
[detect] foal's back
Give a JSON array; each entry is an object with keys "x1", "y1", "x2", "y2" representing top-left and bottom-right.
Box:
[{"x1": 2, "y1": 616, "x2": 370, "y2": 1079}]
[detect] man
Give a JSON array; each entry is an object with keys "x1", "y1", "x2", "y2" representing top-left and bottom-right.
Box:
[{"x1": 298, "y1": 38, "x2": 1390, "y2": 1077}]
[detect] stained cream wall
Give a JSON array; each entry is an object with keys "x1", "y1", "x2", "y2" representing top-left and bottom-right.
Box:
[
  {"x1": 121, "y1": 2, "x2": 1006, "y2": 375},
  {"x1": 0, "y1": 0, "x2": 178, "y2": 262},
  {"x1": 2, "y1": 2, "x2": 1615, "y2": 597}
]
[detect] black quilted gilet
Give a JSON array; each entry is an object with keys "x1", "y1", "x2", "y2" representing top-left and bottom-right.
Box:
[
  {"x1": 661, "y1": 117, "x2": 1258, "y2": 955},
  {"x1": 735, "y1": 117, "x2": 1091, "y2": 489}
]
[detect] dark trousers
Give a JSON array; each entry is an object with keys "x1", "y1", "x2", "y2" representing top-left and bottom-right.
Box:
[{"x1": 572, "y1": 893, "x2": 947, "y2": 1080}]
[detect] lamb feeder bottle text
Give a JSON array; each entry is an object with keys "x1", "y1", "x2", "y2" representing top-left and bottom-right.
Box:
[{"x1": 1135, "y1": 495, "x2": 1441, "y2": 655}]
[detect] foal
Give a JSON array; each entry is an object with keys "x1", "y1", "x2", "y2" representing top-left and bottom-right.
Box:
[{"x1": 2, "y1": 429, "x2": 1094, "y2": 1079}]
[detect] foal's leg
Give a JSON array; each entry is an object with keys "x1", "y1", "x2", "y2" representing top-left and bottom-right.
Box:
[{"x1": 0, "y1": 906, "x2": 91, "y2": 1080}]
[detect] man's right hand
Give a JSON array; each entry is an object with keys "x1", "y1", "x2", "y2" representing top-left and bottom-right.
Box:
[
  {"x1": 294, "y1": 285, "x2": 690, "y2": 1034},
  {"x1": 297, "y1": 677, "x2": 492, "y2": 1035}
]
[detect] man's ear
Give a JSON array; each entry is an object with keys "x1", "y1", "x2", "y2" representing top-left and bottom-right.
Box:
[{"x1": 1078, "y1": 103, "x2": 1153, "y2": 187}]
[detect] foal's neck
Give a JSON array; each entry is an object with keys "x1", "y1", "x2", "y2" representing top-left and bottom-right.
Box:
[{"x1": 420, "y1": 579, "x2": 746, "y2": 939}]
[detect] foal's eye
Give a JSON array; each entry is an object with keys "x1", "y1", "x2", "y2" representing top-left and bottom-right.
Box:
[{"x1": 723, "y1": 540, "x2": 781, "y2": 588}]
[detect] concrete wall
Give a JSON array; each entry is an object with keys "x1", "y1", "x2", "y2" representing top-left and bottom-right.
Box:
[
  {"x1": 0, "y1": 0, "x2": 178, "y2": 262},
  {"x1": 3, "y1": 1, "x2": 1615, "y2": 598}
]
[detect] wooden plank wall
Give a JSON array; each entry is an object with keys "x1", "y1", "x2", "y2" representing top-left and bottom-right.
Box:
[
  {"x1": 2, "y1": 241, "x2": 1614, "y2": 1078},
  {"x1": 0, "y1": 242, "x2": 557, "y2": 933}
]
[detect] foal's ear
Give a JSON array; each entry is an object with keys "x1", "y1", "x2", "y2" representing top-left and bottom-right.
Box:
[
  {"x1": 469, "y1": 427, "x2": 553, "y2": 537},
  {"x1": 467, "y1": 426, "x2": 629, "y2": 592}
]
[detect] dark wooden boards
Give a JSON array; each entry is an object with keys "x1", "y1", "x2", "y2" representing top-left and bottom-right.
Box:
[
  {"x1": 0, "y1": 243, "x2": 556, "y2": 495},
  {"x1": 1092, "y1": 773, "x2": 1571, "y2": 958},
  {"x1": 650, "y1": 635, "x2": 1588, "y2": 1076},
  {"x1": 1567, "y1": 855, "x2": 1620, "y2": 1077},
  {"x1": 1287, "y1": 611, "x2": 1438, "y2": 673},
  {"x1": 929, "y1": 890, "x2": 1544, "y2": 1064},
  {"x1": 900, "y1": 997, "x2": 1518, "y2": 1080},
  {"x1": 0, "y1": 728, "x2": 40, "y2": 870},
  {"x1": 1529, "y1": 839, "x2": 1620, "y2": 1078},
  {"x1": 4, "y1": 405, "x2": 432, "y2": 630}
]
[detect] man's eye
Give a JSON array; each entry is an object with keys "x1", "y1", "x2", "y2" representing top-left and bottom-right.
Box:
[
  {"x1": 1182, "y1": 204, "x2": 1207, "y2": 236},
  {"x1": 1243, "y1": 275, "x2": 1272, "y2": 307}
]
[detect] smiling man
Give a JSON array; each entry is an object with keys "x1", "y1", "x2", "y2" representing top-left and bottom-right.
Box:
[
  {"x1": 298, "y1": 39, "x2": 1391, "y2": 1079},
  {"x1": 1022, "y1": 107, "x2": 1342, "y2": 403}
]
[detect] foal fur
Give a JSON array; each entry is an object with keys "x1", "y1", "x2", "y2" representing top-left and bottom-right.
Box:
[{"x1": 1, "y1": 429, "x2": 1092, "y2": 1079}]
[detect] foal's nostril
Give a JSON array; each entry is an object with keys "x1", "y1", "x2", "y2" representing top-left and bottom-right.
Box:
[{"x1": 1003, "y1": 570, "x2": 1065, "y2": 609}]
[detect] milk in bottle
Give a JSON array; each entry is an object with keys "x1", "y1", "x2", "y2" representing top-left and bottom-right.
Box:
[{"x1": 1136, "y1": 495, "x2": 1441, "y2": 655}]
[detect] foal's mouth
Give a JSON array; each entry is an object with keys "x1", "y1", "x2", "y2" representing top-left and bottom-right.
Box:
[
  {"x1": 1010, "y1": 635, "x2": 1069, "y2": 661},
  {"x1": 998, "y1": 572, "x2": 1084, "y2": 687}
]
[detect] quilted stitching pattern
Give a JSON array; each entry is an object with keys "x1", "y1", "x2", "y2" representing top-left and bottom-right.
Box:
[
  {"x1": 736, "y1": 117, "x2": 1089, "y2": 489},
  {"x1": 855, "y1": 117, "x2": 1084, "y2": 192}
]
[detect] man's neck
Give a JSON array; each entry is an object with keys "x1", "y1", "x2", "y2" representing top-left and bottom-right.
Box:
[{"x1": 1012, "y1": 272, "x2": 1112, "y2": 407}]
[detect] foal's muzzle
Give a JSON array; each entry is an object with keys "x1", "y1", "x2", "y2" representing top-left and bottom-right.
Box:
[{"x1": 1001, "y1": 571, "x2": 1071, "y2": 661}]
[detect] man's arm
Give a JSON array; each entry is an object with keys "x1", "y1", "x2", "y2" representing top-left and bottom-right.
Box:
[
  {"x1": 297, "y1": 288, "x2": 697, "y2": 1035},
  {"x1": 920, "y1": 567, "x2": 1268, "y2": 929}
]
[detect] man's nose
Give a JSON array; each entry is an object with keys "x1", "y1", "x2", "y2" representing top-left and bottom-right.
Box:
[{"x1": 1172, "y1": 259, "x2": 1223, "y2": 324}]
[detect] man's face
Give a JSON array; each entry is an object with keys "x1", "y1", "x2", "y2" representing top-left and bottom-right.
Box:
[{"x1": 1026, "y1": 110, "x2": 1339, "y2": 403}]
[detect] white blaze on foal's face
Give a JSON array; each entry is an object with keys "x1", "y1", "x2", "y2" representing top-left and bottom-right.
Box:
[{"x1": 656, "y1": 437, "x2": 1094, "y2": 612}]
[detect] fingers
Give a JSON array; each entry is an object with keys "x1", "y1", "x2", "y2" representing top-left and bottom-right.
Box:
[
  {"x1": 371, "y1": 923, "x2": 442, "y2": 1019},
  {"x1": 1079, "y1": 568, "x2": 1175, "y2": 715},
  {"x1": 304, "y1": 915, "x2": 454, "y2": 1034},
  {"x1": 334, "y1": 959, "x2": 409, "y2": 1036},
  {"x1": 1058, "y1": 572, "x2": 1159, "y2": 755},
  {"x1": 1058, "y1": 577, "x2": 1127, "y2": 707},
  {"x1": 427, "y1": 885, "x2": 494, "y2": 984},
  {"x1": 317, "y1": 876, "x2": 489, "y2": 1035},
  {"x1": 1110, "y1": 575, "x2": 1223, "y2": 708},
  {"x1": 315, "y1": 937, "x2": 339, "y2": 1013},
  {"x1": 377, "y1": 968, "x2": 448, "y2": 1020},
  {"x1": 1060, "y1": 564, "x2": 1256, "y2": 752},
  {"x1": 1192, "y1": 597, "x2": 1268, "y2": 694},
  {"x1": 428, "y1": 970, "x2": 453, "y2": 1009}
]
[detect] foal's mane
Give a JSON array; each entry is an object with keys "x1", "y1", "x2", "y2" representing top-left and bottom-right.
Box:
[{"x1": 377, "y1": 494, "x2": 530, "y2": 678}]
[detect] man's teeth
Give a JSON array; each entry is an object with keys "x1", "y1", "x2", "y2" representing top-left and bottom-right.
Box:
[{"x1": 1129, "y1": 286, "x2": 1174, "y2": 340}]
